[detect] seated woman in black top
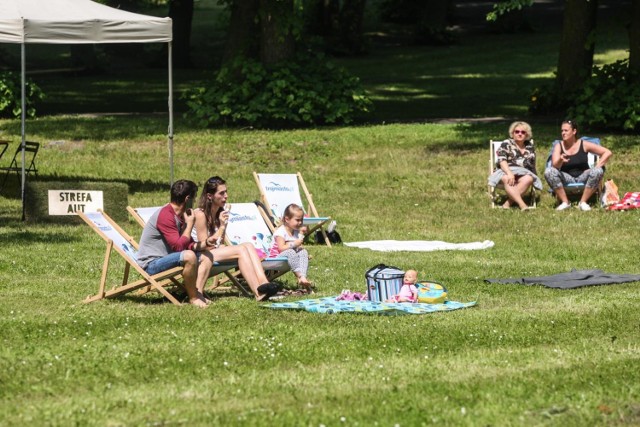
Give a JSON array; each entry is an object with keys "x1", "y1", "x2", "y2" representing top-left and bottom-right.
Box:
[{"x1": 544, "y1": 120, "x2": 612, "y2": 211}]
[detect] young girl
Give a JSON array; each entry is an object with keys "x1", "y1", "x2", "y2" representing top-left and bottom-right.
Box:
[
  {"x1": 269, "y1": 203, "x2": 313, "y2": 291},
  {"x1": 386, "y1": 270, "x2": 418, "y2": 303}
]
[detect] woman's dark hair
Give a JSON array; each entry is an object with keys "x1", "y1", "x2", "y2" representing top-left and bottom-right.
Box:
[
  {"x1": 562, "y1": 119, "x2": 578, "y2": 131},
  {"x1": 198, "y1": 176, "x2": 226, "y2": 234}
]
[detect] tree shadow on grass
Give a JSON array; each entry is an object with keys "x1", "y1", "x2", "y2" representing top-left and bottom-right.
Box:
[
  {"x1": 0, "y1": 229, "x2": 80, "y2": 244},
  {"x1": 0, "y1": 174, "x2": 171, "y2": 200}
]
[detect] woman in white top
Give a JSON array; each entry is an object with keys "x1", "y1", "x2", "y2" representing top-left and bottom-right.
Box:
[{"x1": 193, "y1": 176, "x2": 278, "y2": 301}]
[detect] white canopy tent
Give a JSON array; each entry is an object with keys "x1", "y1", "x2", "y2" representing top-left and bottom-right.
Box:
[{"x1": 0, "y1": 0, "x2": 174, "y2": 219}]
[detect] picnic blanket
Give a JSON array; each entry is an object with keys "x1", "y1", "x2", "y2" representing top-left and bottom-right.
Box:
[
  {"x1": 344, "y1": 240, "x2": 494, "y2": 252},
  {"x1": 485, "y1": 269, "x2": 640, "y2": 289},
  {"x1": 266, "y1": 296, "x2": 476, "y2": 315},
  {"x1": 607, "y1": 192, "x2": 640, "y2": 211}
]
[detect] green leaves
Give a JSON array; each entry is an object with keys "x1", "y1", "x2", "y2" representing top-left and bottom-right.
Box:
[
  {"x1": 0, "y1": 71, "x2": 44, "y2": 119},
  {"x1": 182, "y1": 53, "x2": 373, "y2": 128}
]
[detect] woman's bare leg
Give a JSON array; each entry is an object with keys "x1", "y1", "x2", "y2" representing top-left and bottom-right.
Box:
[{"x1": 209, "y1": 245, "x2": 269, "y2": 299}]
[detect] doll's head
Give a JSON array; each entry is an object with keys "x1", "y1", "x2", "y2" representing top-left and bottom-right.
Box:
[{"x1": 404, "y1": 269, "x2": 418, "y2": 285}]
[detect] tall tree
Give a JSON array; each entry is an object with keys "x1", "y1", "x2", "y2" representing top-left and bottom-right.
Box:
[
  {"x1": 629, "y1": 0, "x2": 640, "y2": 75},
  {"x1": 555, "y1": 0, "x2": 598, "y2": 93},
  {"x1": 169, "y1": 0, "x2": 195, "y2": 68},
  {"x1": 222, "y1": 0, "x2": 260, "y2": 64},
  {"x1": 338, "y1": 0, "x2": 367, "y2": 54},
  {"x1": 259, "y1": 0, "x2": 296, "y2": 66}
]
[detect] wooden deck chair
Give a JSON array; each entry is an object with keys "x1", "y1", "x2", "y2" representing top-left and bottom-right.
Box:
[
  {"x1": 224, "y1": 202, "x2": 291, "y2": 283},
  {"x1": 0, "y1": 141, "x2": 39, "y2": 193},
  {"x1": 545, "y1": 136, "x2": 603, "y2": 202},
  {"x1": 488, "y1": 139, "x2": 537, "y2": 208},
  {"x1": 126, "y1": 205, "x2": 253, "y2": 297},
  {"x1": 253, "y1": 171, "x2": 332, "y2": 246},
  {"x1": 78, "y1": 210, "x2": 185, "y2": 305}
]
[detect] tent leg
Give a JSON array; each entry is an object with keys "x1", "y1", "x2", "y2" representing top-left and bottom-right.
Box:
[
  {"x1": 21, "y1": 43, "x2": 26, "y2": 221},
  {"x1": 168, "y1": 41, "x2": 174, "y2": 187}
]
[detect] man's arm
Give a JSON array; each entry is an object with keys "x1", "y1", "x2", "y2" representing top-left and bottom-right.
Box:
[{"x1": 156, "y1": 207, "x2": 192, "y2": 252}]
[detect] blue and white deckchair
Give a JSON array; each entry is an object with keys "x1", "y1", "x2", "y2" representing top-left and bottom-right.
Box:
[
  {"x1": 225, "y1": 202, "x2": 290, "y2": 281},
  {"x1": 253, "y1": 171, "x2": 332, "y2": 246}
]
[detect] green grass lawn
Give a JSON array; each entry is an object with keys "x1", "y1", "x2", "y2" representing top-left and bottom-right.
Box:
[{"x1": 1, "y1": 117, "x2": 639, "y2": 426}]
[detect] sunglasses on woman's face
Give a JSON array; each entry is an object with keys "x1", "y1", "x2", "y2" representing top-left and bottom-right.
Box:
[{"x1": 513, "y1": 130, "x2": 526, "y2": 135}]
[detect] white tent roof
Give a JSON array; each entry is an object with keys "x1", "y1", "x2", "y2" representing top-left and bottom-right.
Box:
[{"x1": 0, "y1": 0, "x2": 172, "y2": 44}]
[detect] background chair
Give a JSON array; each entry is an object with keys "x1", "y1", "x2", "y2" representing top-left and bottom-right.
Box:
[
  {"x1": 0, "y1": 141, "x2": 39, "y2": 193},
  {"x1": 0, "y1": 141, "x2": 8, "y2": 164},
  {"x1": 488, "y1": 139, "x2": 537, "y2": 208},
  {"x1": 545, "y1": 136, "x2": 602, "y2": 202},
  {"x1": 253, "y1": 171, "x2": 332, "y2": 246}
]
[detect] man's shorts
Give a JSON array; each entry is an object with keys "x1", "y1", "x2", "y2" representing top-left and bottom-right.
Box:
[{"x1": 145, "y1": 251, "x2": 186, "y2": 276}]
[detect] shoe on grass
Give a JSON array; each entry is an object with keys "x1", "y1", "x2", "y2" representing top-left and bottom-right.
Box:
[
  {"x1": 556, "y1": 202, "x2": 571, "y2": 211},
  {"x1": 578, "y1": 202, "x2": 592, "y2": 211}
]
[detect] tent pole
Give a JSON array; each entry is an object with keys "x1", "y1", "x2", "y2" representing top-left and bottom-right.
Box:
[
  {"x1": 21, "y1": 43, "x2": 26, "y2": 221},
  {"x1": 168, "y1": 41, "x2": 174, "y2": 186}
]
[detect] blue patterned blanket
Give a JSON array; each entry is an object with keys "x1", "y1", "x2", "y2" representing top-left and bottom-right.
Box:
[{"x1": 266, "y1": 296, "x2": 476, "y2": 315}]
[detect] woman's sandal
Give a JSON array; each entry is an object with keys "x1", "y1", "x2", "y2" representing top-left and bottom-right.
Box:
[{"x1": 257, "y1": 282, "x2": 280, "y2": 301}]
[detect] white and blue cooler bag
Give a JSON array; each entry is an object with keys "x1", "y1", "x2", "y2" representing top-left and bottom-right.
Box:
[{"x1": 365, "y1": 264, "x2": 405, "y2": 302}]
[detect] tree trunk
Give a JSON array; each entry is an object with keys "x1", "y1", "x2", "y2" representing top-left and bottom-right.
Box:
[
  {"x1": 555, "y1": 0, "x2": 598, "y2": 93},
  {"x1": 629, "y1": 0, "x2": 640, "y2": 75},
  {"x1": 338, "y1": 0, "x2": 367, "y2": 54},
  {"x1": 306, "y1": 0, "x2": 340, "y2": 38},
  {"x1": 169, "y1": 0, "x2": 194, "y2": 68},
  {"x1": 222, "y1": 0, "x2": 260, "y2": 64},
  {"x1": 259, "y1": 0, "x2": 296, "y2": 66},
  {"x1": 414, "y1": 0, "x2": 454, "y2": 44}
]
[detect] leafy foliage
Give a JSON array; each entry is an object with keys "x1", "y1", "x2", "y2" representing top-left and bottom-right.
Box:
[
  {"x1": 486, "y1": 0, "x2": 534, "y2": 22},
  {"x1": 530, "y1": 60, "x2": 640, "y2": 131},
  {"x1": 568, "y1": 59, "x2": 640, "y2": 131},
  {"x1": 0, "y1": 71, "x2": 44, "y2": 119},
  {"x1": 183, "y1": 52, "x2": 373, "y2": 128}
]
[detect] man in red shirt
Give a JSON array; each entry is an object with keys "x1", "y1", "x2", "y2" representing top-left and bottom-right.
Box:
[{"x1": 136, "y1": 180, "x2": 211, "y2": 307}]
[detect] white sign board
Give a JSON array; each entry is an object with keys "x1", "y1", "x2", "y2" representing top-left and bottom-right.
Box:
[{"x1": 48, "y1": 190, "x2": 104, "y2": 215}]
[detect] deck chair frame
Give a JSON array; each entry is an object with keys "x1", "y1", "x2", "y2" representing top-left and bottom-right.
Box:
[
  {"x1": 253, "y1": 171, "x2": 332, "y2": 246},
  {"x1": 545, "y1": 136, "x2": 603, "y2": 202},
  {"x1": 126, "y1": 205, "x2": 254, "y2": 297},
  {"x1": 488, "y1": 139, "x2": 537, "y2": 208},
  {"x1": 0, "y1": 141, "x2": 39, "y2": 193},
  {"x1": 78, "y1": 210, "x2": 185, "y2": 305}
]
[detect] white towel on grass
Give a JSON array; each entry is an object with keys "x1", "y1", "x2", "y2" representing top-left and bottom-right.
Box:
[{"x1": 344, "y1": 240, "x2": 495, "y2": 252}]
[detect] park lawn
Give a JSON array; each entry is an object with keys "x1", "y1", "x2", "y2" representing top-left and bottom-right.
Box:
[{"x1": 1, "y1": 117, "x2": 639, "y2": 426}]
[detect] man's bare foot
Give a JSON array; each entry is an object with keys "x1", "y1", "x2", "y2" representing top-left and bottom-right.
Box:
[
  {"x1": 502, "y1": 200, "x2": 511, "y2": 209},
  {"x1": 189, "y1": 297, "x2": 208, "y2": 308}
]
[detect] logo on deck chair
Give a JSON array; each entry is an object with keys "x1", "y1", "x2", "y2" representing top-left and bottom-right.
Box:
[
  {"x1": 265, "y1": 182, "x2": 295, "y2": 192},
  {"x1": 228, "y1": 212, "x2": 257, "y2": 223}
]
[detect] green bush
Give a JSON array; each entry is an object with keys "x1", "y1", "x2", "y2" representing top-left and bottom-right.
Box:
[
  {"x1": 0, "y1": 71, "x2": 44, "y2": 119},
  {"x1": 530, "y1": 60, "x2": 640, "y2": 131},
  {"x1": 568, "y1": 59, "x2": 640, "y2": 131},
  {"x1": 182, "y1": 52, "x2": 373, "y2": 128}
]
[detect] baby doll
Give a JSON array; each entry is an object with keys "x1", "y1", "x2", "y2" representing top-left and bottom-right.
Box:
[{"x1": 386, "y1": 269, "x2": 418, "y2": 303}]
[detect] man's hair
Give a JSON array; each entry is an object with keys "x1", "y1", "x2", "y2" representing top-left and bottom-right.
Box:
[{"x1": 170, "y1": 180, "x2": 198, "y2": 204}]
